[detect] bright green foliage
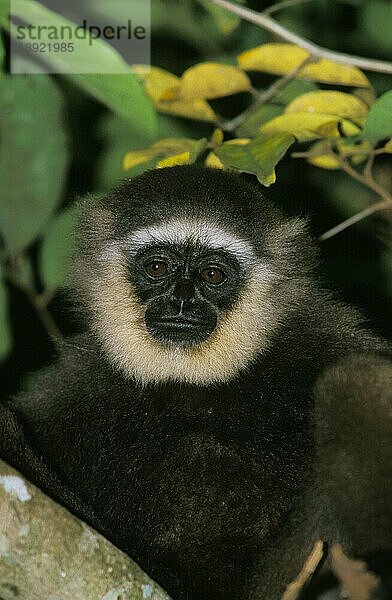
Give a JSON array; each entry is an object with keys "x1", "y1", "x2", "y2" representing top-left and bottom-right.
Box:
[
  {"x1": 362, "y1": 91, "x2": 392, "y2": 142},
  {"x1": 40, "y1": 205, "x2": 79, "y2": 292},
  {"x1": 0, "y1": 0, "x2": 391, "y2": 363},
  {"x1": 237, "y1": 105, "x2": 283, "y2": 137},
  {"x1": 0, "y1": 75, "x2": 68, "y2": 256},
  {"x1": 214, "y1": 133, "x2": 295, "y2": 186},
  {"x1": 10, "y1": 0, "x2": 157, "y2": 137},
  {"x1": 71, "y1": 73, "x2": 157, "y2": 137}
]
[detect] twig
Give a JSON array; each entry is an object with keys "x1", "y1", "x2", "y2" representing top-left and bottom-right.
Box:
[
  {"x1": 292, "y1": 147, "x2": 389, "y2": 159},
  {"x1": 363, "y1": 153, "x2": 374, "y2": 181},
  {"x1": 4, "y1": 265, "x2": 63, "y2": 342},
  {"x1": 221, "y1": 56, "x2": 314, "y2": 132},
  {"x1": 201, "y1": 0, "x2": 392, "y2": 74},
  {"x1": 319, "y1": 199, "x2": 391, "y2": 241},
  {"x1": 337, "y1": 155, "x2": 392, "y2": 204},
  {"x1": 24, "y1": 288, "x2": 63, "y2": 342},
  {"x1": 319, "y1": 154, "x2": 392, "y2": 240}
]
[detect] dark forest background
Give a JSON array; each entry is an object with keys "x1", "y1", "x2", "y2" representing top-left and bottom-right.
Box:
[{"x1": 1, "y1": 0, "x2": 392, "y2": 398}]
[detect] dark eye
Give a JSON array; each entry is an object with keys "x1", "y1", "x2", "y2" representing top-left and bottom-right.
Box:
[
  {"x1": 145, "y1": 261, "x2": 168, "y2": 278},
  {"x1": 201, "y1": 267, "x2": 225, "y2": 285}
]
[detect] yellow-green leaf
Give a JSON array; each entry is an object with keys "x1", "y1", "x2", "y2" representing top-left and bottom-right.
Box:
[
  {"x1": 362, "y1": 90, "x2": 392, "y2": 142},
  {"x1": 205, "y1": 152, "x2": 224, "y2": 169},
  {"x1": 124, "y1": 138, "x2": 207, "y2": 172},
  {"x1": 132, "y1": 65, "x2": 216, "y2": 122},
  {"x1": 384, "y1": 139, "x2": 392, "y2": 153},
  {"x1": 157, "y1": 152, "x2": 191, "y2": 168},
  {"x1": 173, "y1": 62, "x2": 251, "y2": 100},
  {"x1": 223, "y1": 138, "x2": 250, "y2": 145},
  {"x1": 238, "y1": 44, "x2": 370, "y2": 87},
  {"x1": 274, "y1": 80, "x2": 318, "y2": 104},
  {"x1": 211, "y1": 128, "x2": 224, "y2": 146},
  {"x1": 206, "y1": 139, "x2": 251, "y2": 167},
  {"x1": 152, "y1": 138, "x2": 207, "y2": 157},
  {"x1": 260, "y1": 113, "x2": 360, "y2": 142},
  {"x1": 214, "y1": 133, "x2": 294, "y2": 186},
  {"x1": 307, "y1": 142, "x2": 340, "y2": 170},
  {"x1": 354, "y1": 88, "x2": 376, "y2": 107},
  {"x1": 237, "y1": 104, "x2": 283, "y2": 137},
  {"x1": 307, "y1": 139, "x2": 372, "y2": 170},
  {"x1": 285, "y1": 91, "x2": 368, "y2": 126},
  {"x1": 201, "y1": 0, "x2": 243, "y2": 34},
  {"x1": 123, "y1": 149, "x2": 157, "y2": 171}
]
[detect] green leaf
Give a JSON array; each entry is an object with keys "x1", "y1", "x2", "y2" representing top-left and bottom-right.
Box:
[
  {"x1": 362, "y1": 91, "x2": 392, "y2": 143},
  {"x1": 215, "y1": 133, "x2": 295, "y2": 186},
  {"x1": 123, "y1": 137, "x2": 208, "y2": 172},
  {"x1": 97, "y1": 113, "x2": 190, "y2": 189},
  {"x1": 0, "y1": 266, "x2": 12, "y2": 361},
  {"x1": 274, "y1": 80, "x2": 318, "y2": 104},
  {"x1": 40, "y1": 205, "x2": 79, "y2": 292},
  {"x1": 0, "y1": 75, "x2": 68, "y2": 256},
  {"x1": 236, "y1": 104, "x2": 283, "y2": 137},
  {"x1": 0, "y1": 0, "x2": 8, "y2": 27},
  {"x1": 201, "y1": 0, "x2": 245, "y2": 34},
  {"x1": 362, "y1": 0, "x2": 392, "y2": 53},
  {"x1": 71, "y1": 73, "x2": 157, "y2": 136},
  {"x1": 10, "y1": 0, "x2": 157, "y2": 136}
]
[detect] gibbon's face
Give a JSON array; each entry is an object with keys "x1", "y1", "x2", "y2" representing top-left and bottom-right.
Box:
[
  {"x1": 77, "y1": 166, "x2": 312, "y2": 386},
  {"x1": 131, "y1": 239, "x2": 244, "y2": 348}
]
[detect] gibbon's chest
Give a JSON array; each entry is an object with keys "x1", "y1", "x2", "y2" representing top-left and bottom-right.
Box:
[{"x1": 65, "y1": 379, "x2": 313, "y2": 550}]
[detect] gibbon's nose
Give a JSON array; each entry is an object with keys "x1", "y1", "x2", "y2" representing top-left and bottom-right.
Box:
[{"x1": 173, "y1": 278, "x2": 195, "y2": 303}]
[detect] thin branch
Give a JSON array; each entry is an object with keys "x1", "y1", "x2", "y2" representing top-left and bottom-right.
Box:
[
  {"x1": 4, "y1": 265, "x2": 63, "y2": 342},
  {"x1": 202, "y1": 0, "x2": 392, "y2": 74},
  {"x1": 221, "y1": 56, "x2": 314, "y2": 132},
  {"x1": 319, "y1": 199, "x2": 391, "y2": 241},
  {"x1": 319, "y1": 155, "x2": 392, "y2": 240},
  {"x1": 24, "y1": 288, "x2": 63, "y2": 342},
  {"x1": 292, "y1": 147, "x2": 389, "y2": 159},
  {"x1": 337, "y1": 155, "x2": 392, "y2": 204},
  {"x1": 363, "y1": 153, "x2": 374, "y2": 181}
]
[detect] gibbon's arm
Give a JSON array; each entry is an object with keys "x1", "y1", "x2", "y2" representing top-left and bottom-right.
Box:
[
  {"x1": 0, "y1": 399, "x2": 87, "y2": 517},
  {"x1": 0, "y1": 343, "x2": 105, "y2": 533},
  {"x1": 0, "y1": 398, "x2": 103, "y2": 534},
  {"x1": 313, "y1": 352, "x2": 392, "y2": 556}
]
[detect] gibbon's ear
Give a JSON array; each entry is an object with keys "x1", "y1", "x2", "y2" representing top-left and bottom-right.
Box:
[
  {"x1": 75, "y1": 194, "x2": 115, "y2": 255},
  {"x1": 265, "y1": 216, "x2": 320, "y2": 277},
  {"x1": 72, "y1": 195, "x2": 115, "y2": 296}
]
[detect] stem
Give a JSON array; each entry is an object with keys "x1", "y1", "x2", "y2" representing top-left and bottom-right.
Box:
[
  {"x1": 202, "y1": 0, "x2": 392, "y2": 74},
  {"x1": 319, "y1": 155, "x2": 392, "y2": 240},
  {"x1": 26, "y1": 290, "x2": 63, "y2": 342},
  {"x1": 337, "y1": 156, "x2": 392, "y2": 204},
  {"x1": 319, "y1": 199, "x2": 391, "y2": 241},
  {"x1": 221, "y1": 56, "x2": 314, "y2": 132},
  {"x1": 292, "y1": 147, "x2": 389, "y2": 159},
  {"x1": 4, "y1": 265, "x2": 63, "y2": 342}
]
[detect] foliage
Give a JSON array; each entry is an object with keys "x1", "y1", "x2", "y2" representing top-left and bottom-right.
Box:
[
  {"x1": 0, "y1": 0, "x2": 392, "y2": 366},
  {"x1": 125, "y1": 43, "x2": 392, "y2": 186}
]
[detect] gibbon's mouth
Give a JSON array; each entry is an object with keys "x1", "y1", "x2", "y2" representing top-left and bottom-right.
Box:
[
  {"x1": 155, "y1": 317, "x2": 211, "y2": 328},
  {"x1": 146, "y1": 317, "x2": 215, "y2": 347}
]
